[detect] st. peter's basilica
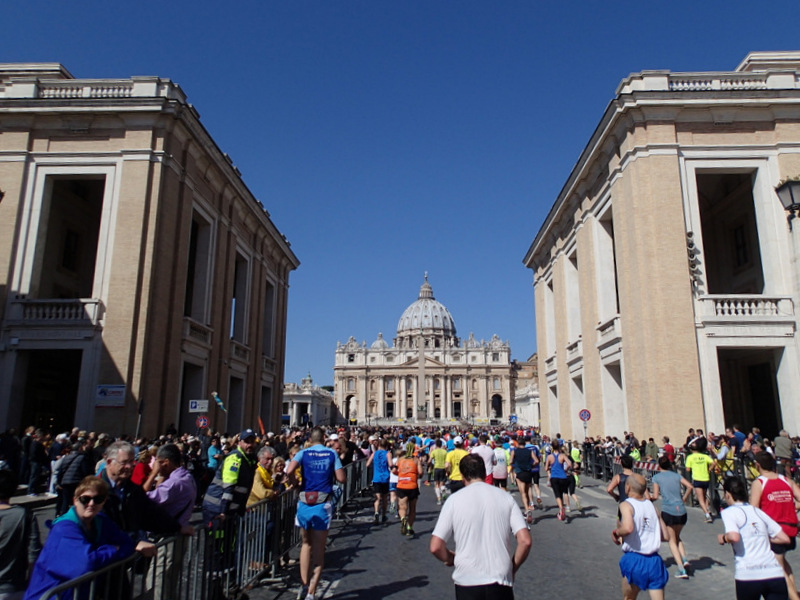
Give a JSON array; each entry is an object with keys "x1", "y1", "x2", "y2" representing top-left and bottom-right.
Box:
[{"x1": 333, "y1": 276, "x2": 515, "y2": 425}]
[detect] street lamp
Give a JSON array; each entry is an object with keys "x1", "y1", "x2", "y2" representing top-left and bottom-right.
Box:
[{"x1": 776, "y1": 178, "x2": 800, "y2": 231}]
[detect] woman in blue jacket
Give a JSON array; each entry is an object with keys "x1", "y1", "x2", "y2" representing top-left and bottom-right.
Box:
[{"x1": 24, "y1": 476, "x2": 134, "y2": 600}]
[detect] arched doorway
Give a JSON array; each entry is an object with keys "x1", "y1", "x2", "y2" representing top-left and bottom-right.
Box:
[
  {"x1": 344, "y1": 395, "x2": 356, "y2": 421},
  {"x1": 491, "y1": 395, "x2": 503, "y2": 418}
]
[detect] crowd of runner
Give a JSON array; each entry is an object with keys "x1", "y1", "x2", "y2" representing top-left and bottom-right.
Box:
[{"x1": 3, "y1": 421, "x2": 800, "y2": 600}]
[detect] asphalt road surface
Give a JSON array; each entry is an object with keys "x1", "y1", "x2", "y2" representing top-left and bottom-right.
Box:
[{"x1": 253, "y1": 474, "x2": 743, "y2": 599}]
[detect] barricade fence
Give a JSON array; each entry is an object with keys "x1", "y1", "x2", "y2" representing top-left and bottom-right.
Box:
[
  {"x1": 37, "y1": 459, "x2": 371, "y2": 600},
  {"x1": 578, "y1": 443, "x2": 797, "y2": 516}
]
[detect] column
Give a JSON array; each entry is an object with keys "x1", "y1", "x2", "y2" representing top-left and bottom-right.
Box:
[
  {"x1": 359, "y1": 376, "x2": 368, "y2": 421},
  {"x1": 481, "y1": 375, "x2": 489, "y2": 420},
  {"x1": 400, "y1": 377, "x2": 407, "y2": 420},
  {"x1": 442, "y1": 376, "x2": 448, "y2": 420},
  {"x1": 375, "y1": 375, "x2": 386, "y2": 417},
  {"x1": 412, "y1": 378, "x2": 418, "y2": 421}
]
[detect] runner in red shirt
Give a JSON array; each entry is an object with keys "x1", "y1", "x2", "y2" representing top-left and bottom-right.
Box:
[{"x1": 750, "y1": 451, "x2": 800, "y2": 600}]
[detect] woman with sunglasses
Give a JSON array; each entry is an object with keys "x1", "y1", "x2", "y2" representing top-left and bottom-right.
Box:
[{"x1": 24, "y1": 476, "x2": 134, "y2": 600}]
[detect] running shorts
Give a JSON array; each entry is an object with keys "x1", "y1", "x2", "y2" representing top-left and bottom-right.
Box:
[
  {"x1": 661, "y1": 512, "x2": 687, "y2": 527},
  {"x1": 771, "y1": 536, "x2": 797, "y2": 555},
  {"x1": 692, "y1": 480, "x2": 709, "y2": 489},
  {"x1": 295, "y1": 501, "x2": 333, "y2": 531},
  {"x1": 515, "y1": 471, "x2": 533, "y2": 484},
  {"x1": 373, "y1": 482, "x2": 389, "y2": 495},
  {"x1": 434, "y1": 468, "x2": 447, "y2": 483},
  {"x1": 550, "y1": 477, "x2": 569, "y2": 497},
  {"x1": 396, "y1": 487, "x2": 420, "y2": 501},
  {"x1": 619, "y1": 552, "x2": 668, "y2": 591},
  {"x1": 493, "y1": 477, "x2": 508, "y2": 488}
]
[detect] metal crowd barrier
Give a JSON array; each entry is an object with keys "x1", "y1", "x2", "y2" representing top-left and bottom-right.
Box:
[
  {"x1": 581, "y1": 447, "x2": 793, "y2": 517},
  {"x1": 36, "y1": 459, "x2": 371, "y2": 600}
]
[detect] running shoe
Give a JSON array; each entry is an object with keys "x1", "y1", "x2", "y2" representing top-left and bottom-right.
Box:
[
  {"x1": 705, "y1": 513, "x2": 713, "y2": 523},
  {"x1": 525, "y1": 510, "x2": 533, "y2": 525},
  {"x1": 682, "y1": 557, "x2": 690, "y2": 568},
  {"x1": 560, "y1": 510, "x2": 567, "y2": 522},
  {"x1": 406, "y1": 527, "x2": 415, "y2": 537},
  {"x1": 575, "y1": 499, "x2": 582, "y2": 511},
  {"x1": 401, "y1": 517, "x2": 408, "y2": 535},
  {"x1": 675, "y1": 569, "x2": 689, "y2": 579},
  {"x1": 556, "y1": 510, "x2": 564, "y2": 521},
  {"x1": 304, "y1": 594, "x2": 315, "y2": 600},
  {"x1": 536, "y1": 497, "x2": 543, "y2": 507},
  {"x1": 297, "y1": 585, "x2": 308, "y2": 600},
  {"x1": 373, "y1": 513, "x2": 379, "y2": 524}
]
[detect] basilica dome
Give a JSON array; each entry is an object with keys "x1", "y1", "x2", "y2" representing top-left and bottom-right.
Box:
[{"x1": 396, "y1": 276, "x2": 457, "y2": 343}]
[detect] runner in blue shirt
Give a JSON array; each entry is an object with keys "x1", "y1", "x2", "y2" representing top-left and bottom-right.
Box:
[{"x1": 286, "y1": 427, "x2": 345, "y2": 600}]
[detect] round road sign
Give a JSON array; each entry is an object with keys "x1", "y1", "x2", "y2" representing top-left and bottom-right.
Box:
[
  {"x1": 579, "y1": 409, "x2": 591, "y2": 422},
  {"x1": 196, "y1": 415, "x2": 209, "y2": 429}
]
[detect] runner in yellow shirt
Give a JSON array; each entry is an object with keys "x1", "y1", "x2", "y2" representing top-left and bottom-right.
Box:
[
  {"x1": 429, "y1": 438, "x2": 449, "y2": 505},
  {"x1": 445, "y1": 436, "x2": 469, "y2": 496},
  {"x1": 684, "y1": 441, "x2": 715, "y2": 523}
]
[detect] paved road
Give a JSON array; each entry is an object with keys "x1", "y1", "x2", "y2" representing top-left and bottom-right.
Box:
[{"x1": 252, "y1": 475, "x2": 742, "y2": 599}]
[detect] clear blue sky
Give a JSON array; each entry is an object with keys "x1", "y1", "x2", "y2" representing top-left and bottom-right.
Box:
[{"x1": 6, "y1": 1, "x2": 798, "y2": 386}]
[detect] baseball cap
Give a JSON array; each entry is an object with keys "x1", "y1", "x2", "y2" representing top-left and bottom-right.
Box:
[
  {"x1": 453, "y1": 436, "x2": 463, "y2": 445},
  {"x1": 329, "y1": 433, "x2": 339, "y2": 441},
  {"x1": 239, "y1": 429, "x2": 257, "y2": 440}
]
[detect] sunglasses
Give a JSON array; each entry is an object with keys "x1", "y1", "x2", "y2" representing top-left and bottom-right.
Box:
[{"x1": 77, "y1": 495, "x2": 107, "y2": 506}]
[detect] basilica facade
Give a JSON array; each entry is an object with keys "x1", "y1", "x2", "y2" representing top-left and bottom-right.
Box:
[{"x1": 333, "y1": 277, "x2": 514, "y2": 424}]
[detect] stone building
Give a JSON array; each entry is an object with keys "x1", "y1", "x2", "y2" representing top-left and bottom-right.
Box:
[
  {"x1": 282, "y1": 374, "x2": 336, "y2": 428},
  {"x1": 512, "y1": 353, "x2": 540, "y2": 427},
  {"x1": 523, "y1": 51, "x2": 800, "y2": 443},
  {"x1": 0, "y1": 63, "x2": 299, "y2": 436},
  {"x1": 333, "y1": 276, "x2": 514, "y2": 425}
]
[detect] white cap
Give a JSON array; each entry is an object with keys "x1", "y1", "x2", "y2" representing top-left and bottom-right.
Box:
[
  {"x1": 329, "y1": 433, "x2": 339, "y2": 441},
  {"x1": 454, "y1": 436, "x2": 463, "y2": 445}
]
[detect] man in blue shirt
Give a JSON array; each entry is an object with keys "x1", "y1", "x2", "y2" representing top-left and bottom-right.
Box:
[{"x1": 286, "y1": 427, "x2": 345, "y2": 600}]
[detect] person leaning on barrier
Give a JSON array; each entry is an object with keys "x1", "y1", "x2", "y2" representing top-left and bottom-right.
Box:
[
  {"x1": 248, "y1": 445, "x2": 277, "y2": 506},
  {"x1": 202, "y1": 429, "x2": 258, "y2": 523},
  {"x1": 100, "y1": 441, "x2": 188, "y2": 558},
  {"x1": 142, "y1": 444, "x2": 197, "y2": 600},
  {"x1": 24, "y1": 476, "x2": 134, "y2": 600}
]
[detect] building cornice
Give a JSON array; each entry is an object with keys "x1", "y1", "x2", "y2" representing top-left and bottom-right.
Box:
[{"x1": 522, "y1": 57, "x2": 800, "y2": 270}]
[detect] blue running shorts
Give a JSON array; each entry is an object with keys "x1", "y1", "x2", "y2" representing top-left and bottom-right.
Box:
[
  {"x1": 619, "y1": 552, "x2": 668, "y2": 590},
  {"x1": 295, "y1": 501, "x2": 333, "y2": 531}
]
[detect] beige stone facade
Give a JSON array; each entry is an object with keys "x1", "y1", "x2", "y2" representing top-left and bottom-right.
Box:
[
  {"x1": 0, "y1": 64, "x2": 299, "y2": 437},
  {"x1": 523, "y1": 52, "x2": 800, "y2": 444},
  {"x1": 333, "y1": 277, "x2": 514, "y2": 425}
]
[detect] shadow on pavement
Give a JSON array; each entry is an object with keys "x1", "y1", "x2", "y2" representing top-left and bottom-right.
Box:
[{"x1": 329, "y1": 575, "x2": 430, "y2": 599}]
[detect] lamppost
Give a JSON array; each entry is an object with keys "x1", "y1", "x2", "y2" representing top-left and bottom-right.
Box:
[{"x1": 776, "y1": 178, "x2": 800, "y2": 231}]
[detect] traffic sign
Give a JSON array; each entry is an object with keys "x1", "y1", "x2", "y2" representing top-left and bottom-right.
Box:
[
  {"x1": 196, "y1": 415, "x2": 209, "y2": 429},
  {"x1": 189, "y1": 399, "x2": 209, "y2": 413},
  {"x1": 579, "y1": 409, "x2": 591, "y2": 422}
]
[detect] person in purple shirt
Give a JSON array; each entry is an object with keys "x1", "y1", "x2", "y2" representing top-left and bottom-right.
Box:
[{"x1": 142, "y1": 444, "x2": 196, "y2": 600}]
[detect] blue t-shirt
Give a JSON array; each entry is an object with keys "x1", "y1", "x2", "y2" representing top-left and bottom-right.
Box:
[
  {"x1": 295, "y1": 444, "x2": 342, "y2": 494},
  {"x1": 207, "y1": 446, "x2": 220, "y2": 470},
  {"x1": 652, "y1": 470, "x2": 686, "y2": 516},
  {"x1": 372, "y1": 449, "x2": 391, "y2": 483}
]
